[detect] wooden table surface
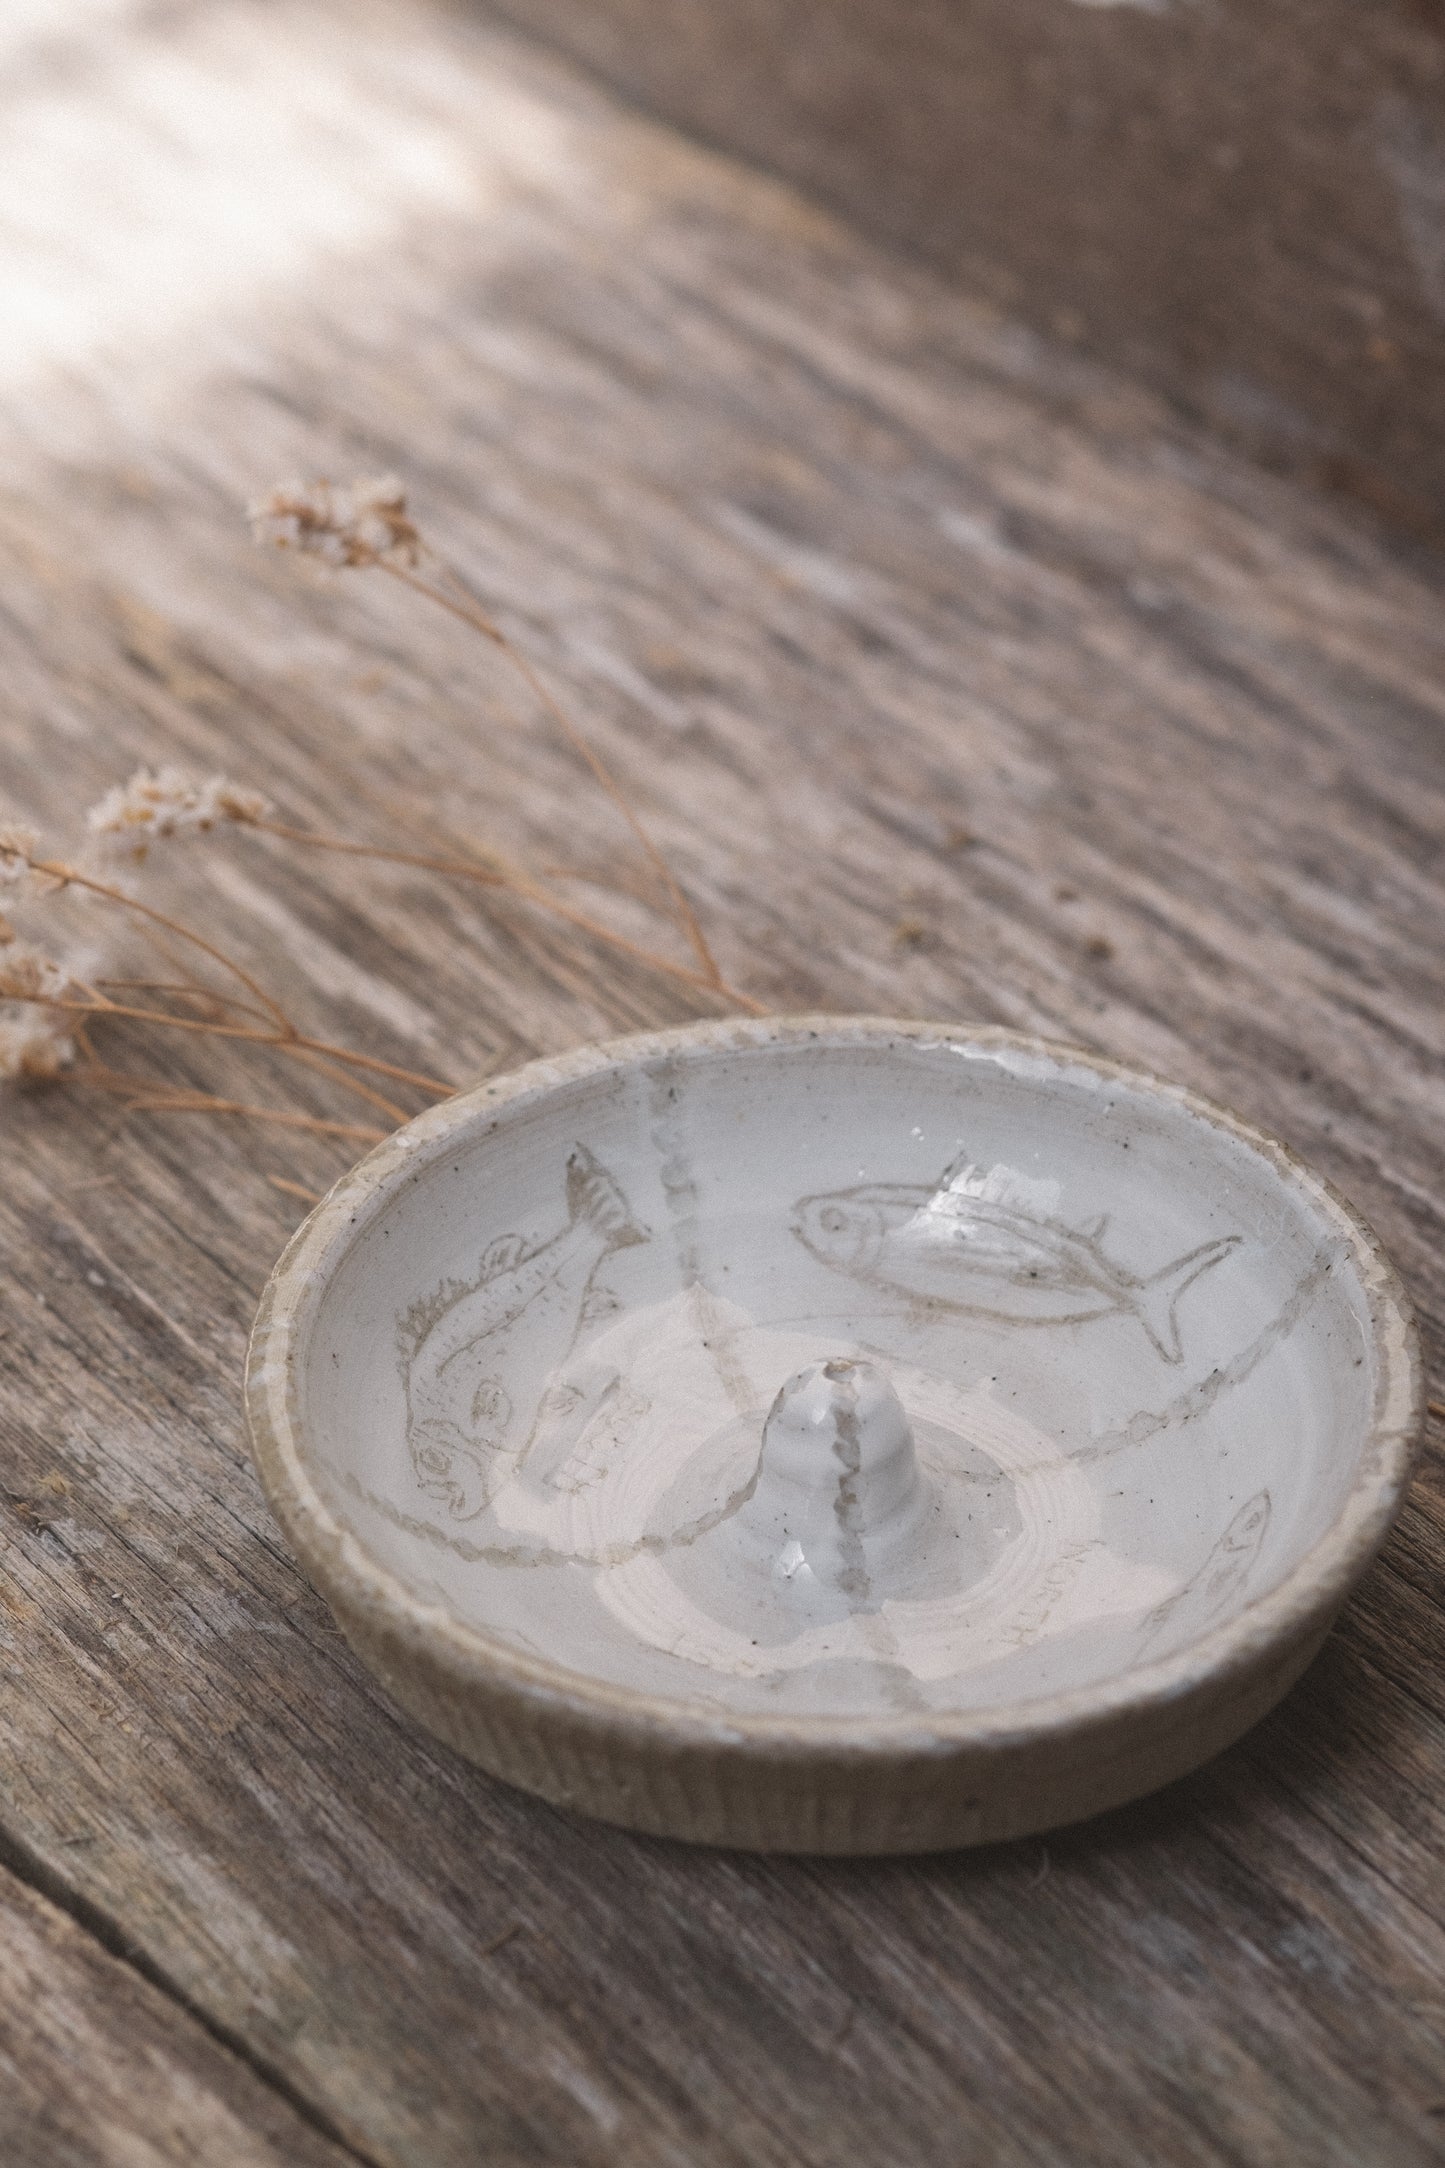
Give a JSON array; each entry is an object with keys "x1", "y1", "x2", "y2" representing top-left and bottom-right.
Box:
[{"x1": 0, "y1": 3, "x2": 1442, "y2": 2162}]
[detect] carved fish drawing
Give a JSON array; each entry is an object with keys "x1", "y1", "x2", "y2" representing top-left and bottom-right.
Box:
[
  {"x1": 1139, "y1": 1490, "x2": 1272, "y2": 1649},
  {"x1": 792, "y1": 1156, "x2": 1240, "y2": 1363},
  {"x1": 400, "y1": 1145, "x2": 645, "y2": 1520}
]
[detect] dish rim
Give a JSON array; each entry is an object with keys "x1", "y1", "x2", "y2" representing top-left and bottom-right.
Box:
[{"x1": 244, "y1": 1015, "x2": 1422, "y2": 1761}]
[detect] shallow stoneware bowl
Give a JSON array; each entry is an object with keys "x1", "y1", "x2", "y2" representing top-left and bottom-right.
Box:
[{"x1": 245, "y1": 1017, "x2": 1420, "y2": 1853}]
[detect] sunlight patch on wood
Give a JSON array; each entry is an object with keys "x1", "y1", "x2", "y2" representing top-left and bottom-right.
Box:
[{"x1": 0, "y1": 0, "x2": 578, "y2": 387}]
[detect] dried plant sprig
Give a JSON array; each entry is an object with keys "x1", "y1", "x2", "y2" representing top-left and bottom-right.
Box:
[
  {"x1": 0, "y1": 943, "x2": 81, "y2": 1005},
  {"x1": 249, "y1": 473, "x2": 738, "y2": 1004},
  {"x1": 85, "y1": 747, "x2": 760, "y2": 1013},
  {"x1": 87, "y1": 767, "x2": 269, "y2": 856},
  {"x1": 2, "y1": 836, "x2": 290, "y2": 1030},
  {"x1": 249, "y1": 476, "x2": 418, "y2": 569},
  {"x1": 0, "y1": 937, "x2": 86, "y2": 1080},
  {"x1": 0, "y1": 469, "x2": 760, "y2": 1175},
  {"x1": 0, "y1": 828, "x2": 454, "y2": 1128}
]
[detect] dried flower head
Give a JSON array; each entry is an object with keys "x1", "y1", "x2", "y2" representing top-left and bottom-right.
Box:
[
  {"x1": 0, "y1": 944, "x2": 76, "y2": 1004},
  {"x1": 0, "y1": 938, "x2": 81, "y2": 1079},
  {"x1": 86, "y1": 767, "x2": 269, "y2": 857},
  {"x1": 249, "y1": 475, "x2": 420, "y2": 569},
  {"x1": 0, "y1": 824, "x2": 39, "y2": 886},
  {"x1": 0, "y1": 1013, "x2": 76, "y2": 1079}
]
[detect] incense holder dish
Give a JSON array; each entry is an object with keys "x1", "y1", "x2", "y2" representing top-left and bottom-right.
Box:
[{"x1": 245, "y1": 1018, "x2": 1420, "y2": 1852}]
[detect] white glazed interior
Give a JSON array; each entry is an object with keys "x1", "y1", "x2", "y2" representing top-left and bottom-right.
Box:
[{"x1": 265, "y1": 1024, "x2": 1414, "y2": 1730}]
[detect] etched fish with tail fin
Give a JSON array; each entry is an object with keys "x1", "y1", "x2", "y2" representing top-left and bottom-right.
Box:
[
  {"x1": 400, "y1": 1145, "x2": 645, "y2": 1520},
  {"x1": 1139, "y1": 1490, "x2": 1272, "y2": 1649},
  {"x1": 792, "y1": 1153, "x2": 1240, "y2": 1364}
]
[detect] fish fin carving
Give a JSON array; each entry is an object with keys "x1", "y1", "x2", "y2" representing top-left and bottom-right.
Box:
[
  {"x1": 1136, "y1": 1235, "x2": 1241, "y2": 1364},
  {"x1": 1140, "y1": 1488, "x2": 1270, "y2": 1645},
  {"x1": 580, "y1": 1282, "x2": 622, "y2": 1328},
  {"x1": 478, "y1": 1232, "x2": 530, "y2": 1279},
  {"x1": 566, "y1": 1144, "x2": 647, "y2": 1251},
  {"x1": 1079, "y1": 1213, "x2": 1110, "y2": 1243},
  {"x1": 1223, "y1": 1489, "x2": 1271, "y2": 1551},
  {"x1": 398, "y1": 1275, "x2": 470, "y2": 1362}
]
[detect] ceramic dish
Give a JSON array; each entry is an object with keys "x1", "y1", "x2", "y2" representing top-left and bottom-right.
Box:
[{"x1": 245, "y1": 1018, "x2": 1420, "y2": 1852}]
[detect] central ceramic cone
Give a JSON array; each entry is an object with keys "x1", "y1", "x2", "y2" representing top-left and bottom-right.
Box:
[{"x1": 721, "y1": 1358, "x2": 935, "y2": 1620}]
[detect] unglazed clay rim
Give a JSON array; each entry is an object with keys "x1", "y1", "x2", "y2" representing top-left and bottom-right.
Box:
[{"x1": 245, "y1": 1017, "x2": 1422, "y2": 1762}]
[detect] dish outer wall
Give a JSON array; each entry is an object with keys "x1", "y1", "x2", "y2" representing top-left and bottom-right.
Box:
[{"x1": 244, "y1": 1018, "x2": 1422, "y2": 1853}]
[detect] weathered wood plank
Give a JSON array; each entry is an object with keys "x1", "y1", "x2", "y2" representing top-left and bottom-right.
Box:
[
  {"x1": 0, "y1": 1857, "x2": 352, "y2": 2167},
  {"x1": 482, "y1": 0, "x2": 1445, "y2": 536},
  {"x1": 0, "y1": 2, "x2": 1440, "y2": 2163}
]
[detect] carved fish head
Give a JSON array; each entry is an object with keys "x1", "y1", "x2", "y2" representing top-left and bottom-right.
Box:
[
  {"x1": 793, "y1": 1189, "x2": 911, "y2": 1276},
  {"x1": 409, "y1": 1420, "x2": 491, "y2": 1520}
]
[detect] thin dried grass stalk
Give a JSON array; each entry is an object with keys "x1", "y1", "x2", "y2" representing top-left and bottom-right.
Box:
[
  {"x1": 77, "y1": 1065, "x2": 388, "y2": 1143},
  {"x1": 246, "y1": 818, "x2": 761, "y2": 1010}
]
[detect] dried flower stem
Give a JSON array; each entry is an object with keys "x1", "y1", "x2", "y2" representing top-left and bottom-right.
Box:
[
  {"x1": 30, "y1": 854, "x2": 291, "y2": 1031},
  {"x1": 282, "y1": 1043, "x2": 415, "y2": 1125},
  {"x1": 97, "y1": 979, "x2": 273, "y2": 1025},
  {"x1": 27, "y1": 985, "x2": 453, "y2": 1098},
  {"x1": 247, "y1": 819, "x2": 765, "y2": 1014},
  {"x1": 379, "y1": 555, "x2": 727, "y2": 996},
  {"x1": 269, "y1": 1176, "x2": 324, "y2": 1204},
  {"x1": 77, "y1": 1065, "x2": 389, "y2": 1143},
  {"x1": 94, "y1": 979, "x2": 413, "y2": 1119},
  {"x1": 10, "y1": 849, "x2": 455, "y2": 1098}
]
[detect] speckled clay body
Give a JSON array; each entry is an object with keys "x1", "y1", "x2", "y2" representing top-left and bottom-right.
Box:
[{"x1": 245, "y1": 1019, "x2": 1421, "y2": 1852}]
